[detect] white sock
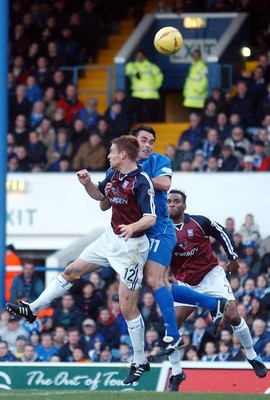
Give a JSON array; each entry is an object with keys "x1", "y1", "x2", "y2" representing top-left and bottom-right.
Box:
[
  {"x1": 168, "y1": 348, "x2": 182, "y2": 376},
  {"x1": 30, "y1": 274, "x2": 73, "y2": 315},
  {"x1": 232, "y1": 318, "x2": 257, "y2": 360},
  {"x1": 126, "y1": 314, "x2": 145, "y2": 365}
]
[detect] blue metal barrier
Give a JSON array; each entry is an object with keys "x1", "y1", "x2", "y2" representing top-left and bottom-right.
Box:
[{"x1": 60, "y1": 65, "x2": 113, "y2": 107}]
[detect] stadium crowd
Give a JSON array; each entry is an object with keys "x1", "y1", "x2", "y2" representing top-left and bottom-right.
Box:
[
  {"x1": 3, "y1": 0, "x2": 270, "y2": 365},
  {"x1": 1, "y1": 212, "x2": 270, "y2": 363}
]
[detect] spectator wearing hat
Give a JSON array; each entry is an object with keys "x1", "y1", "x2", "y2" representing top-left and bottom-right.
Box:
[
  {"x1": 191, "y1": 149, "x2": 206, "y2": 172},
  {"x1": 253, "y1": 140, "x2": 270, "y2": 171},
  {"x1": 21, "y1": 343, "x2": 40, "y2": 362},
  {"x1": 0, "y1": 316, "x2": 27, "y2": 354},
  {"x1": 14, "y1": 335, "x2": 28, "y2": 359},
  {"x1": 80, "y1": 318, "x2": 105, "y2": 352},
  {"x1": 10, "y1": 260, "x2": 44, "y2": 305},
  {"x1": 240, "y1": 154, "x2": 256, "y2": 172},
  {"x1": 219, "y1": 144, "x2": 240, "y2": 171},
  {"x1": 0, "y1": 340, "x2": 17, "y2": 362}
]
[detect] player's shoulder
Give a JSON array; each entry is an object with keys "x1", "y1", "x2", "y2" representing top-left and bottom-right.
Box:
[
  {"x1": 150, "y1": 152, "x2": 172, "y2": 169},
  {"x1": 189, "y1": 214, "x2": 210, "y2": 226}
]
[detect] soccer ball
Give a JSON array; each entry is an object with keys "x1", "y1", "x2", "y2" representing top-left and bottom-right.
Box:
[{"x1": 154, "y1": 26, "x2": 183, "y2": 56}]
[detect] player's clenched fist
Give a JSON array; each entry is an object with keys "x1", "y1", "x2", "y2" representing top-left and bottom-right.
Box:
[{"x1": 77, "y1": 169, "x2": 91, "y2": 186}]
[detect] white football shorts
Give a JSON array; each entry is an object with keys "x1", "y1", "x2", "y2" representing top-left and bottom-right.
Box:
[
  {"x1": 79, "y1": 226, "x2": 149, "y2": 290},
  {"x1": 174, "y1": 265, "x2": 236, "y2": 307}
]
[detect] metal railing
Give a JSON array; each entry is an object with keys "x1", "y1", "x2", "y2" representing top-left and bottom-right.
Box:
[{"x1": 61, "y1": 65, "x2": 114, "y2": 107}]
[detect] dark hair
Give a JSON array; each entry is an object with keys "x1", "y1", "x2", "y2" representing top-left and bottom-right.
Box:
[
  {"x1": 130, "y1": 125, "x2": 156, "y2": 140},
  {"x1": 112, "y1": 135, "x2": 139, "y2": 161},
  {"x1": 168, "y1": 189, "x2": 187, "y2": 204}
]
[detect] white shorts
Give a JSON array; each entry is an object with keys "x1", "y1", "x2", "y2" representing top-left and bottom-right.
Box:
[
  {"x1": 174, "y1": 265, "x2": 236, "y2": 307},
  {"x1": 79, "y1": 226, "x2": 149, "y2": 290}
]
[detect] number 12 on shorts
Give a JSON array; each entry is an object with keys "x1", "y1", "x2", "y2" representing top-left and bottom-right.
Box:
[{"x1": 149, "y1": 239, "x2": 160, "y2": 252}]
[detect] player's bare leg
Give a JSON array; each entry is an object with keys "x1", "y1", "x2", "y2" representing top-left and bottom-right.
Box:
[{"x1": 119, "y1": 281, "x2": 150, "y2": 384}]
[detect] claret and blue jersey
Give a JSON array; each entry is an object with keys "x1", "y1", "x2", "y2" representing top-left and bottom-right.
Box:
[{"x1": 98, "y1": 167, "x2": 156, "y2": 238}]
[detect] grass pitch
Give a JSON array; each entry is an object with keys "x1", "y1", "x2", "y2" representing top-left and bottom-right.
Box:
[{"x1": 0, "y1": 391, "x2": 268, "y2": 400}]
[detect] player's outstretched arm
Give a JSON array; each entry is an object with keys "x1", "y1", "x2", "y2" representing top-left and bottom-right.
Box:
[
  {"x1": 152, "y1": 175, "x2": 171, "y2": 191},
  {"x1": 77, "y1": 169, "x2": 104, "y2": 201}
]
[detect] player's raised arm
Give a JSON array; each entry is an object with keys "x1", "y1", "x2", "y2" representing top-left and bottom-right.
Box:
[
  {"x1": 77, "y1": 169, "x2": 104, "y2": 201},
  {"x1": 152, "y1": 175, "x2": 171, "y2": 191}
]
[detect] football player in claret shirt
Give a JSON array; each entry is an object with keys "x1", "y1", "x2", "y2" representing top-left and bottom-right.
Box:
[
  {"x1": 7, "y1": 135, "x2": 157, "y2": 383},
  {"x1": 165, "y1": 189, "x2": 267, "y2": 391}
]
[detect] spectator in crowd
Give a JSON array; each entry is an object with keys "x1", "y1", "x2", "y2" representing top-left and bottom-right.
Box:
[
  {"x1": 79, "y1": 318, "x2": 105, "y2": 352},
  {"x1": 14, "y1": 335, "x2": 28, "y2": 359},
  {"x1": 110, "y1": 294, "x2": 131, "y2": 347},
  {"x1": 75, "y1": 282, "x2": 100, "y2": 320},
  {"x1": 125, "y1": 49, "x2": 164, "y2": 122},
  {"x1": 227, "y1": 81, "x2": 256, "y2": 127},
  {"x1": 248, "y1": 297, "x2": 266, "y2": 323},
  {"x1": 72, "y1": 345, "x2": 91, "y2": 362},
  {"x1": 43, "y1": 87, "x2": 57, "y2": 120},
  {"x1": 95, "y1": 307, "x2": 121, "y2": 351},
  {"x1": 0, "y1": 340, "x2": 17, "y2": 362},
  {"x1": 258, "y1": 235, "x2": 270, "y2": 259},
  {"x1": 0, "y1": 309, "x2": 10, "y2": 330},
  {"x1": 27, "y1": 131, "x2": 47, "y2": 168},
  {"x1": 233, "y1": 232, "x2": 245, "y2": 258},
  {"x1": 175, "y1": 140, "x2": 194, "y2": 170},
  {"x1": 29, "y1": 100, "x2": 46, "y2": 129},
  {"x1": 201, "y1": 128, "x2": 221, "y2": 163},
  {"x1": 215, "y1": 112, "x2": 231, "y2": 141},
  {"x1": 52, "y1": 293, "x2": 84, "y2": 329},
  {"x1": 79, "y1": 97, "x2": 100, "y2": 128},
  {"x1": 118, "y1": 342, "x2": 133, "y2": 363},
  {"x1": 183, "y1": 344, "x2": 200, "y2": 361},
  {"x1": 191, "y1": 316, "x2": 216, "y2": 358},
  {"x1": 58, "y1": 327, "x2": 84, "y2": 362},
  {"x1": 191, "y1": 149, "x2": 206, "y2": 172},
  {"x1": 144, "y1": 328, "x2": 161, "y2": 356},
  {"x1": 240, "y1": 155, "x2": 256, "y2": 172},
  {"x1": 218, "y1": 144, "x2": 240, "y2": 172},
  {"x1": 51, "y1": 70, "x2": 68, "y2": 100},
  {"x1": 104, "y1": 101, "x2": 130, "y2": 137},
  {"x1": 250, "y1": 67, "x2": 268, "y2": 118},
  {"x1": 180, "y1": 158, "x2": 192, "y2": 172},
  {"x1": 201, "y1": 341, "x2": 218, "y2": 361},
  {"x1": 203, "y1": 155, "x2": 219, "y2": 172},
  {"x1": 139, "y1": 291, "x2": 161, "y2": 334},
  {"x1": 10, "y1": 55, "x2": 30, "y2": 85},
  {"x1": 224, "y1": 217, "x2": 236, "y2": 244},
  {"x1": 72, "y1": 132, "x2": 107, "y2": 171},
  {"x1": 10, "y1": 261, "x2": 44, "y2": 305},
  {"x1": 25, "y1": 42, "x2": 40, "y2": 70},
  {"x1": 240, "y1": 214, "x2": 261, "y2": 246},
  {"x1": 237, "y1": 259, "x2": 256, "y2": 288},
  {"x1": 46, "y1": 41, "x2": 63, "y2": 71},
  {"x1": 224, "y1": 126, "x2": 253, "y2": 163},
  {"x1": 230, "y1": 334, "x2": 245, "y2": 361},
  {"x1": 258, "y1": 83, "x2": 270, "y2": 121},
  {"x1": 206, "y1": 87, "x2": 227, "y2": 114},
  {"x1": 0, "y1": 316, "x2": 27, "y2": 354},
  {"x1": 69, "y1": 119, "x2": 90, "y2": 158},
  {"x1": 26, "y1": 75, "x2": 43, "y2": 104},
  {"x1": 201, "y1": 100, "x2": 217, "y2": 133},
  {"x1": 36, "y1": 117, "x2": 56, "y2": 155},
  {"x1": 11, "y1": 114, "x2": 29, "y2": 147},
  {"x1": 97, "y1": 344, "x2": 120, "y2": 362},
  {"x1": 255, "y1": 274, "x2": 268, "y2": 299},
  {"x1": 7, "y1": 155, "x2": 21, "y2": 172},
  {"x1": 52, "y1": 325, "x2": 67, "y2": 349},
  {"x1": 9, "y1": 85, "x2": 32, "y2": 131},
  {"x1": 56, "y1": 84, "x2": 84, "y2": 125},
  {"x1": 34, "y1": 56, "x2": 51, "y2": 91},
  {"x1": 15, "y1": 145, "x2": 32, "y2": 172},
  {"x1": 251, "y1": 319, "x2": 270, "y2": 356},
  {"x1": 178, "y1": 112, "x2": 204, "y2": 151},
  {"x1": 88, "y1": 272, "x2": 107, "y2": 307},
  {"x1": 183, "y1": 49, "x2": 208, "y2": 113},
  {"x1": 35, "y1": 332, "x2": 59, "y2": 362},
  {"x1": 262, "y1": 341, "x2": 270, "y2": 362},
  {"x1": 21, "y1": 343, "x2": 40, "y2": 362},
  {"x1": 47, "y1": 128, "x2": 73, "y2": 171},
  {"x1": 253, "y1": 140, "x2": 270, "y2": 171},
  {"x1": 164, "y1": 144, "x2": 181, "y2": 171},
  {"x1": 214, "y1": 340, "x2": 233, "y2": 361},
  {"x1": 243, "y1": 241, "x2": 262, "y2": 276}
]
